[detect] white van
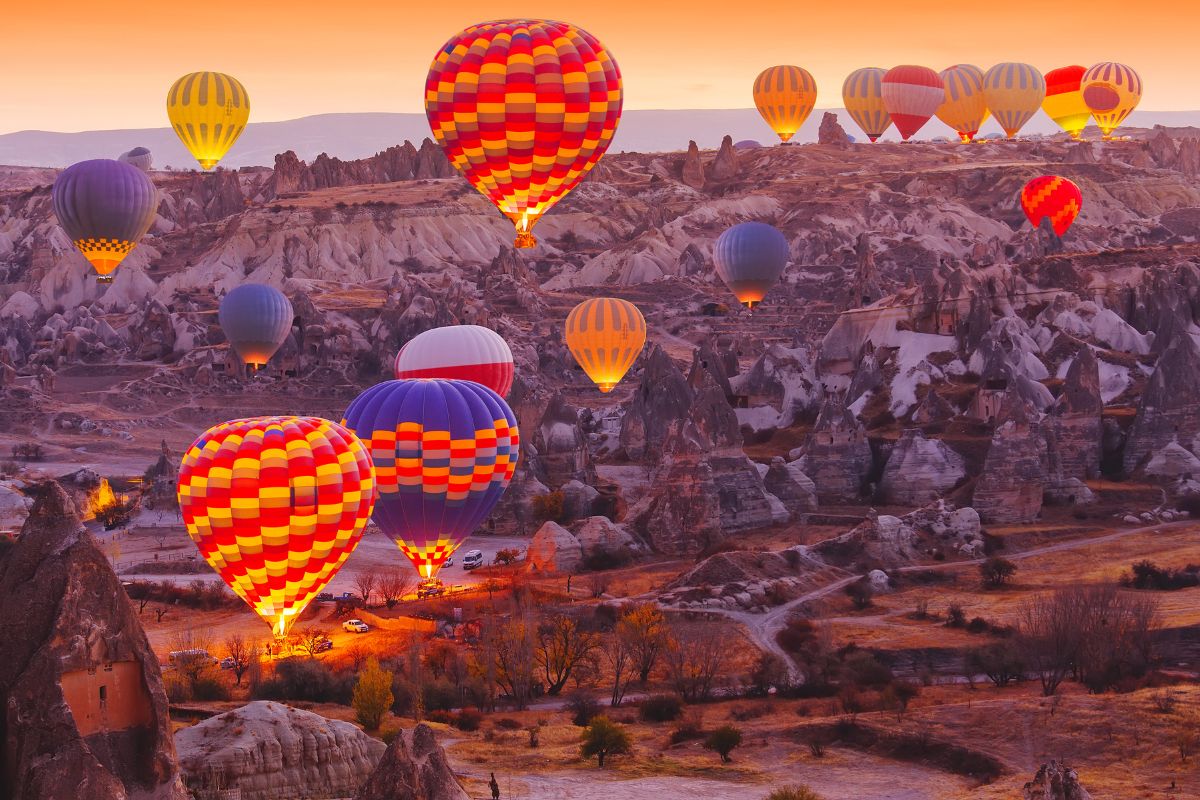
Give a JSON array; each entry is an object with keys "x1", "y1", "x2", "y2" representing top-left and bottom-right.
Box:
[{"x1": 462, "y1": 549, "x2": 484, "y2": 570}]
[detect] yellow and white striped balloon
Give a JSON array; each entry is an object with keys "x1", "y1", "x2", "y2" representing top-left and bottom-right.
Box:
[
  {"x1": 565, "y1": 297, "x2": 647, "y2": 392},
  {"x1": 167, "y1": 71, "x2": 250, "y2": 170},
  {"x1": 1082, "y1": 62, "x2": 1143, "y2": 140},
  {"x1": 983, "y1": 63, "x2": 1045, "y2": 139},
  {"x1": 937, "y1": 65, "x2": 989, "y2": 143},
  {"x1": 842, "y1": 68, "x2": 891, "y2": 142},
  {"x1": 753, "y1": 66, "x2": 818, "y2": 143}
]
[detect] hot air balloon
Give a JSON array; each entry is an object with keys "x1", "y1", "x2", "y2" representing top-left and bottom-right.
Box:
[
  {"x1": 937, "y1": 65, "x2": 989, "y2": 143},
  {"x1": 394, "y1": 325, "x2": 515, "y2": 397},
  {"x1": 341, "y1": 379, "x2": 519, "y2": 579},
  {"x1": 425, "y1": 19, "x2": 622, "y2": 249},
  {"x1": 983, "y1": 63, "x2": 1046, "y2": 139},
  {"x1": 51, "y1": 159, "x2": 157, "y2": 283},
  {"x1": 118, "y1": 147, "x2": 153, "y2": 172},
  {"x1": 734, "y1": 140, "x2": 763, "y2": 150},
  {"x1": 167, "y1": 71, "x2": 250, "y2": 170},
  {"x1": 1043, "y1": 66, "x2": 1092, "y2": 140},
  {"x1": 842, "y1": 68, "x2": 892, "y2": 142},
  {"x1": 753, "y1": 65, "x2": 818, "y2": 144},
  {"x1": 713, "y1": 221, "x2": 790, "y2": 309},
  {"x1": 1082, "y1": 62, "x2": 1143, "y2": 140},
  {"x1": 1021, "y1": 175, "x2": 1082, "y2": 236},
  {"x1": 177, "y1": 416, "x2": 375, "y2": 637},
  {"x1": 882, "y1": 66, "x2": 943, "y2": 141},
  {"x1": 564, "y1": 298, "x2": 646, "y2": 392},
  {"x1": 218, "y1": 284, "x2": 294, "y2": 369}
]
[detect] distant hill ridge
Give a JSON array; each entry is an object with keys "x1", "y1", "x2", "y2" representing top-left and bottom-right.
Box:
[{"x1": 2, "y1": 108, "x2": 1199, "y2": 169}]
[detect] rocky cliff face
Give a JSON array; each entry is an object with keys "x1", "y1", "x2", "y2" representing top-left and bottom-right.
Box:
[
  {"x1": 175, "y1": 701, "x2": 385, "y2": 800},
  {"x1": 267, "y1": 139, "x2": 455, "y2": 197},
  {"x1": 620, "y1": 345, "x2": 697, "y2": 462},
  {"x1": 1045, "y1": 346, "x2": 1103, "y2": 481},
  {"x1": 797, "y1": 395, "x2": 872, "y2": 503},
  {"x1": 973, "y1": 397, "x2": 1047, "y2": 524},
  {"x1": 353, "y1": 723, "x2": 467, "y2": 800},
  {"x1": 0, "y1": 482, "x2": 186, "y2": 800},
  {"x1": 1123, "y1": 334, "x2": 1200, "y2": 474},
  {"x1": 879, "y1": 428, "x2": 967, "y2": 505}
]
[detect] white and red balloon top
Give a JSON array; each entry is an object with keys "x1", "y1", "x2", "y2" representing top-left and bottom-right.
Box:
[{"x1": 394, "y1": 325, "x2": 515, "y2": 397}]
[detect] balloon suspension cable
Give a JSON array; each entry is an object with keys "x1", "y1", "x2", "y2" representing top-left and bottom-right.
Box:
[{"x1": 513, "y1": 213, "x2": 537, "y2": 249}]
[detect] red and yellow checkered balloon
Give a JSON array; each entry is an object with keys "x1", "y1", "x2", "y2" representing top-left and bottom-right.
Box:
[
  {"x1": 425, "y1": 19, "x2": 622, "y2": 249},
  {"x1": 177, "y1": 416, "x2": 375, "y2": 637},
  {"x1": 1021, "y1": 175, "x2": 1083, "y2": 237}
]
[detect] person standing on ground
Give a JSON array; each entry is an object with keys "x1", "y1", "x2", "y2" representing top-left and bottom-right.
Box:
[{"x1": 489, "y1": 772, "x2": 499, "y2": 800}]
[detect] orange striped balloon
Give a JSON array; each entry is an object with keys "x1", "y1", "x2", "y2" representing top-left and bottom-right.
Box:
[
  {"x1": 937, "y1": 65, "x2": 989, "y2": 143},
  {"x1": 753, "y1": 65, "x2": 818, "y2": 143},
  {"x1": 1021, "y1": 175, "x2": 1082, "y2": 236},
  {"x1": 842, "y1": 68, "x2": 891, "y2": 142},
  {"x1": 565, "y1": 298, "x2": 646, "y2": 392},
  {"x1": 1082, "y1": 62, "x2": 1142, "y2": 140},
  {"x1": 425, "y1": 20, "x2": 622, "y2": 249},
  {"x1": 983, "y1": 63, "x2": 1046, "y2": 139},
  {"x1": 177, "y1": 417, "x2": 375, "y2": 637}
]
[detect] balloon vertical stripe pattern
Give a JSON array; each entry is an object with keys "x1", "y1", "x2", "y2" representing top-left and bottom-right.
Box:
[
  {"x1": 1082, "y1": 62, "x2": 1142, "y2": 139},
  {"x1": 713, "y1": 221, "x2": 790, "y2": 309},
  {"x1": 882, "y1": 66, "x2": 944, "y2": 141},
  {"x1": 425, "y1": 19, "x2": 623, "y2": 248},
  {"x1": 1021, "y1": 175, "x2": 1082, "y2": 237},
  {"x1": 753, "y1": 65, "x2": 818, "y2": 143},
  {"x1": 341, "y1": 380, "x2": 519, "y2": 579},
  {"x1": 936, "y1": 65, "x2": 989, "y2": 143},
  {"x1": 394, "y1": 325, "x2": 516, "y2": 397},
  {"x1": 52, "y1": 159, "x2": 158, "y2": 280},
  {"x1": 983, "y1": 63, "x2": 1046, "y2": 138},
  {"x1": 177, "y1": 416, "x2": 375, "y2": 637},
  {"x1": 842, "y1": 68, "x2": 891, "y2": 142},
  {"x1": 167, "y1": 71, "x2": 250, "y2": 170},
  {"x1": 219, "y1": 284, "x2": 294, "y2": 368},
  {"x1": 565, "y1": 298, "x2": 647, "y2": 392},
  {"x1": 1043, "y1": 66, "x2": 1092, "y2": 139}
]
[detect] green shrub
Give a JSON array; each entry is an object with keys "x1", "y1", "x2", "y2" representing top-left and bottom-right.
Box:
[{"x1": 704, "y1": 724, "x2": 743, "y2": 762}]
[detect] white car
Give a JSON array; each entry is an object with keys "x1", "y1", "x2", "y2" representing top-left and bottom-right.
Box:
[
  {"x1": 462, "y1": 549, "x2": 484, "y2": 570},
  {"x1": 342, "y1": 619, "x2": 369, "y2": 634},
  {"x1": 444, "y1": 554, "x2": 454, "y2": 567}
]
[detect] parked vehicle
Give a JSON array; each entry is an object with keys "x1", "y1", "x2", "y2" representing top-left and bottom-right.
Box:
[
  {"x1": 342, "y1": 619, "x2": 369, "y2": 633},
  {"x1": 219, "y1": 656, "x2": 236, "y2": 670},
  {"x1": 169, "y1": 648, "x2": 215, "y2": 666},
  {"x1": 417, "y1": 578, "x2": 446, "y2": 599},
  {"x1": 462, "y1": 549, "x2": 483, "y2": 570},
  {"x1": 316, "y1": 592, "x2": 334, "y2": 602},
  {"x1": 311, "y1": 636, "x2": 334, "y2": 653},
  {"x1": 338, "y1": 592, "x2": 358, "y2": 601}
]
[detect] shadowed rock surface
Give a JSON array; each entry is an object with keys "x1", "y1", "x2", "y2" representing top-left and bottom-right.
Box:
[
  {"x1": 353, "y1": 723, "x2": 467, "y2": 800},
  {"x1": 1022, "y1": 760, "x2": 1092, "y2": 800},
  {"x1": 0, "y1": 481, "x2": 186, "y2": 800}
]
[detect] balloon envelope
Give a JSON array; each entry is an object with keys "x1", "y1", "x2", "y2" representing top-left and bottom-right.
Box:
[
  {"x1": 882, "y1": 66, "x2": 943, "y2": 141},
  {"x1": 565, "y1": 298, "x2": 646, "y2": 392},
  {"x1": 118, "y1": 147, "x2": 153, "y2": 172},
  {"x1": 842, "y1": 68, "x2": 892, "y2": 142},
  {"x1": 425, "y1": 19, "x2": 622, "y2": 249},
  {"x1": 753, "y1": 65, "x2": 818, "y2": 143},
  {"x1": 177, "y1": 416, "x2": 375, "y2": 636},
  {"x1": 937, "y1": 65, "x2": 989, "y2": 143},
  {"x1": 1021, "y1": 175, "x2": 1082, "y2": 236},
  {"x1": 713, "y1": 221, "x2": 790, "y2": 309},
  {"x1": 1082, "y1": 62, "x2": 1142, "y2": 139},
  {"x1": 51, "y1": 159, "x2": 157, "y2": 280},
  {"x1": 219, "y1": 284, "x2": 294, "y2": 368},
  {"x1": 167, "y1": 71, "x2": 250, "y2": 170},
  {"x1": 1043, "y1": 66, "x2": 1092, "y2": 140},
  {"x1": 983, "y1": 63, "x2": 1046, "y2": 139},
  {"x1": 394, "y1": 325, "x2": 515, "y2": 397},
  {"x1": 341, "y1": 379, "x2": 519, "y2": 579}
]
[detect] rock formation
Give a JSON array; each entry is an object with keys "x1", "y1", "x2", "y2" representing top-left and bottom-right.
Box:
[
  {"x1": 1123, "y1": 334, "x2": 1200, "y2": 474},
  {"x1": 620, "y1": 346, "x2": 695, "y2": 462},
  {"x1": 532, "y1": 393, "x2": 594, "y2": 488},
  {"x1": 267, "y1": 139, "x2": 455, "y2": 197},
  {"x1": 175, "y1": 701, "x2": 385, "y2": 800},
  {"x1": 528, "y1": 521, "x2": 583, "y2": 573},
  {"x1": 0, "y1": 482, "x2": 186, "y2": 800},
  {"x1": 706, "y1": 135, "x2": 739, "y2": 183},
  {"x1": 973, "y1": 395, "x2": 1047, "y2": 524},
  {"x1": 763, "y1": 457, "x2": 818, "y2": 519},
  {"x1": 680, "y1": 141, "x2": 705, "y2": 189},
  {"x1": 879, "y1": 428, "x2": 967, "y2": 505},
  {"x1": 1022, "y1": 760, "x2": 1092, "y2": 800},
  {"x1": 1045, "y1": 347, "x2": 1103, "y2": 480},
  {"x1": 353, "y1": 723, "x2": 467, "y2": 800},
  {"x1": 818, "y1": 112, "x2": 851, "y2": 147},
  {"x1": 797, "y1": 395, "x2": 872, "y2": 503}
]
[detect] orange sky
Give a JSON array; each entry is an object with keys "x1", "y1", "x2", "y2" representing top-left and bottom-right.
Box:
[{"x1": 0, "y1": 0, "x2": 1191, "y2": 132}]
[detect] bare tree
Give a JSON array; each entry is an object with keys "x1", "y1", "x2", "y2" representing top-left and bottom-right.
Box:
[
  {"x1": 345, "y1": 643, "x2": 372, "y2": 672},
  {"x1": 663, "y1": 622, "x2": 729, "y2": 702},
  {"x1": 223, "y1": 633, "x2": 258, "y2": 686},
  {"x1": 536, "y1": 614, "x2": 600, "y2": 695},
  {"x1": 491, "y1": 612, "x2": 537, "y2": 709},
  {"x1": 603, "y1": 632, "x2": 637, "y2": 707},
  {"x1": 290, "y1": 626, "x2": 331, "y2": 658},
  {"x1": 154, "y1": 604, "x2": 169, "y2": 623},
  {"x1": 378, "y1": 566, "x2": 417, "y2": 609},
  {"x1": 354, "y1": 569, "x2": 380, "y2": 608},
  {"x1": 616, "y1": 604, "x2": 668, "y2": 684},
  {"x1": 1018, "y1": 587, "x2": 1087, "y2": 696}
]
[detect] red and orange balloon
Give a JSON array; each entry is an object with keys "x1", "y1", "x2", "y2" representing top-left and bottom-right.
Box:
[
  {"x1": 177, "y1": 416, "x2": 376, "y2": 637},
  {"x1": 425, "y1": 19, "x2": 623, "y2": 249},
  {"x1": 1021, "y1": 176, "x2": 1082, "y2": 236}
]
